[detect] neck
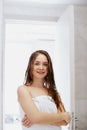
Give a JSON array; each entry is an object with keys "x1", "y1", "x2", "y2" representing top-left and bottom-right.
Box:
[{"x1": 32, "y1": 78, "x2": 44, "y2": 88}]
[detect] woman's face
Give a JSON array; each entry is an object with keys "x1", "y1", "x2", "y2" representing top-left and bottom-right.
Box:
[{"x1": 32, "y1": 54, "x2": 48, "y2": 80}]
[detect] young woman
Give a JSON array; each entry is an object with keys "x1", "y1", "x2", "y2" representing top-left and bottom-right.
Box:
[{"x1": 17, "y1": 50, "x2": 71, "y2": 130}]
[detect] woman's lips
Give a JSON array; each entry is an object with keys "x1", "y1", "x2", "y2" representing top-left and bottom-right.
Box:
[{"x1": 36, "y1": 71, "x2": 45, "y2": 74}]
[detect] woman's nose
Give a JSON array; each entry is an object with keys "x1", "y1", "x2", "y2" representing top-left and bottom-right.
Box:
[{"x1": 39, "y1": 64, "x2": 43, "y2": 69}]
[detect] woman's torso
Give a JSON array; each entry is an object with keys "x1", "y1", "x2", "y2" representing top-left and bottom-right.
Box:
[{"x1": 19, "y1": 86, "x2": 61, "y2": 130}]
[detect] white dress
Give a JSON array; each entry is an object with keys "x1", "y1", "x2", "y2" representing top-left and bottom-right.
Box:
[{"x1": 20, "y1": 95, "x2": 61, "y2": 130}]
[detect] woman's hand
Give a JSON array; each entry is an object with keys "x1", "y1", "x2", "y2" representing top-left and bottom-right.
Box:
[
  {"x1": 51, "y1": 112, "x2": 71, "y2": 126},
  {"x1": 22, "y1": 114, "x2": 33, "y2": 128},
  {"x1": 63, "y1": 112, "x2": 71, "y2": 123}
]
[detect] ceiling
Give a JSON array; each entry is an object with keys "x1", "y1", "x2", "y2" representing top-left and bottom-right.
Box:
[
  {"x1": 4, "y1": 0, "x2": 87, "y2": 21},
  {"x1": 5, "y1": 0, "x2": 87, "y2": 5}
]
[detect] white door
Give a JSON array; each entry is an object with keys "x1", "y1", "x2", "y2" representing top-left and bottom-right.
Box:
[{"x1": 54, "y1": 6, "x2": 75, "y2": 130}]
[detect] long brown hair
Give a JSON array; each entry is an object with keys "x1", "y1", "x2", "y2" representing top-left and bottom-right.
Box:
[{"x1": 24, "y1": 50, "x2": 65, "y2": 112}]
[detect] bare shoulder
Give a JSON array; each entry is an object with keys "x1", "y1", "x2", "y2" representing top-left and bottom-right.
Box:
[
  {"x1": 17, "y1": 85, "x2": 32, "y2": 102},
  {"x1": 17, "y1": 85, "x2": 29, "y2": 97},
  {"x1": 17, "y1": 85, "x2": 25, "y2": 92}
]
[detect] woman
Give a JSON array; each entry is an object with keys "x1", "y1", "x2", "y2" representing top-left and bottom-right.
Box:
[{"x1": 17, "y1": 50, "x2": 71, "y2": 130}]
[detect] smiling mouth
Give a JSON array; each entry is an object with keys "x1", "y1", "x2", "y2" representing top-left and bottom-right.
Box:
[{"x1": 37, "y1": 71, "x2": 45, "y2": 74}]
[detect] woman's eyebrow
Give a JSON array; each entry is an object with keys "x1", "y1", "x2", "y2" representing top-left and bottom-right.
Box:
[
  {"x1": 34, "y1": 60, "x2": 48, "y2": 63},
  {"x1": 43, "y1": 62, "x2": 48, "y2": 64},
  {"x1": 34, "y1": 60, "x2": 39, "y2": 62}
]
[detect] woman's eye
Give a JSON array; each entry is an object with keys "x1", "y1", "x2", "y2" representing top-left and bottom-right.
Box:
[
  {"x1": 34, "y1": 62, "x2": 48, "y2": 66},
  {"x1": 43, "y1": 63, "x2": 48, "y2": 66},
  {"x1": 34, "y1": 62, "x2": 40, "y2": 65}
]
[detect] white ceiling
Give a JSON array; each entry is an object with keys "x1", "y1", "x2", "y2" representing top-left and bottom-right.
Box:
[
  {"x1": 4, "y1": 0, "x2": 87, "y2": 21},
  {"x1": 5, "y1": 0, "x2": 87, "y2": 5}
]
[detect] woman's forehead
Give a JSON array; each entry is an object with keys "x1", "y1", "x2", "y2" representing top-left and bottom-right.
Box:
[{"x1": 35, "y1": 54, "x2": 48, "y2": 62}]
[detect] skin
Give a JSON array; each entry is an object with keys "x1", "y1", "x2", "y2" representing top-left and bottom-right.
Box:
[{"x1": 17, "y1": 54, "x2": 71, "y2": 128}]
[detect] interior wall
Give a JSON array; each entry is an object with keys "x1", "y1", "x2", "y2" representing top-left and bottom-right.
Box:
[
  {"x1": 74, "y1": 6, "x2": 87, "y2": 130},
  {"x1": 0, "y1": 0, "x2": 4, "y2": 129}
]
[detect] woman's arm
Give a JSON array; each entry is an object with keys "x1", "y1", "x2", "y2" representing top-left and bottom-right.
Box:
[
  {"x1": 54, "y1": 97, "x2": 71, "y2": 126},
  {"x1": 51, "y1": 120, "x2": 68, "y2": 126},
  {"x1": 17, "y1": 86, "x2": 71, "y2": 125},
  {"x1": 22, "y1": 114, "x2": 68, "y2": 127},
  {"x1": 51, "y1": 112, "x2": 70, "y2": 126}
]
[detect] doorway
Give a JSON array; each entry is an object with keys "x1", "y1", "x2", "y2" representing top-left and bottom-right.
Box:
[{"x1": 4, "y1": 19, "x2": 59, "y2": 130}]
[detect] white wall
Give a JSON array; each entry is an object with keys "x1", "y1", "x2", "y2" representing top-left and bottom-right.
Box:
[{"x1": 0, "y1": 0, "x2": 4, "y2": 129}]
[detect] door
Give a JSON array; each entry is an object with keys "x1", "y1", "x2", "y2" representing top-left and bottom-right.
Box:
[{"x1": 54, "y1": 6, "x2": 75, "y2": 130}]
